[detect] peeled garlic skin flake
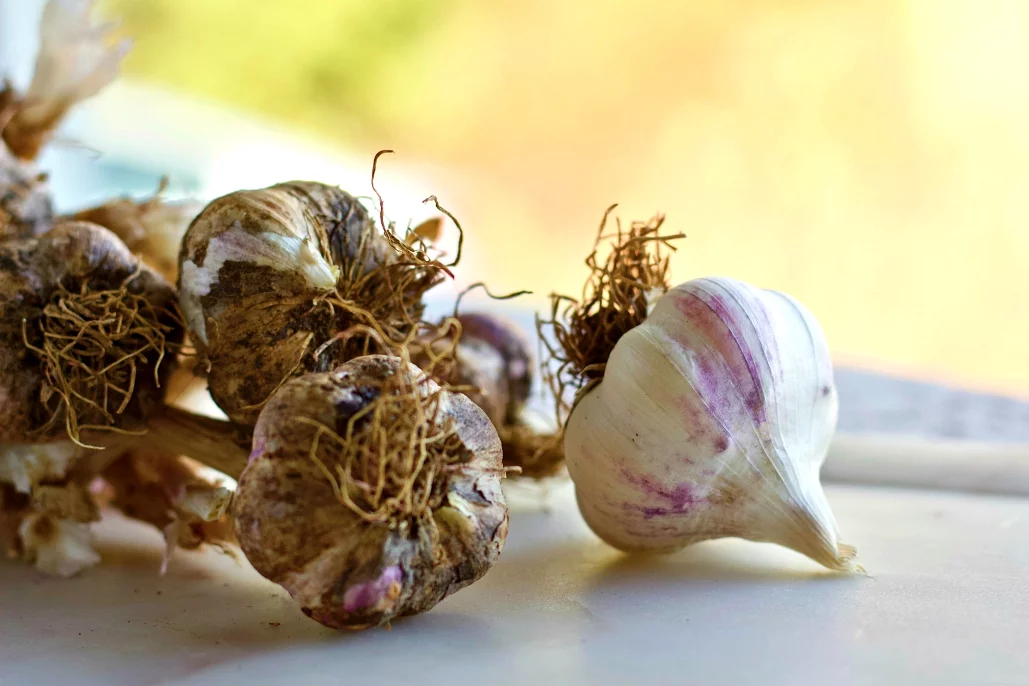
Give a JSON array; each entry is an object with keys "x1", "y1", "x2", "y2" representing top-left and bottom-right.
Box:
[{"x1": 565, "y1": 277, "x2": 856, "y2": 571}]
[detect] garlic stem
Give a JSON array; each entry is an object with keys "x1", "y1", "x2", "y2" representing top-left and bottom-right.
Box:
[{"x1": 142, "y1": 407, "x2": 250, "y2": 479}]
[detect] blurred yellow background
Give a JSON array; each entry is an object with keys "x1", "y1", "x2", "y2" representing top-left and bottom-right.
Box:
[{"x1": 103, "y1": 0, "x2": 1029, "y2": 395}]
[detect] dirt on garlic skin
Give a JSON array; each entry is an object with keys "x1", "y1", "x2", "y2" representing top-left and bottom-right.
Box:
[
  {"x1": 0, "y1": 222, "x2": 182, "y2": 442},
  {"x1": 233, "y1": 355, "x2": 508, "y2": 630},
  {"x1": 179, "y1": 182, "x2": 420, "y2": 425}
]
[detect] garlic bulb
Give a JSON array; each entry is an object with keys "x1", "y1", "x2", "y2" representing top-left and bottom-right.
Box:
[
  {"x1": 439, "y1": 312, "x2": 564, "y2": 478},
  {"x1": 448, "y1": 313, "x2": 533, "y2": 427},
  {"x1": 565, "y1": 277, "x2": 857, "y2": 571},
  {"x1": 234, "y1": 355, "x2": 508, "y2": 630},
  {"x1": 71, "y1": 190, "x2": 202, "y2": 283},
  {"x1": 0, "y1": 221, "x2": 182, "y2": 446},
  {"x1": 179, "y1": 181, "x2": 445, "y2": 425}
]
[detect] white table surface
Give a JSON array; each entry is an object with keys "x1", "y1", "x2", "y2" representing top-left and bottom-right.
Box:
[{"x1": 1, "y1": 481, "x2": 1027, "y2": 686}]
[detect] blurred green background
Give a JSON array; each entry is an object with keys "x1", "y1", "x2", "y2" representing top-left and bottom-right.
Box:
[{"x1": 96, "y1": 0, "x2": 1029, "y2": 396}]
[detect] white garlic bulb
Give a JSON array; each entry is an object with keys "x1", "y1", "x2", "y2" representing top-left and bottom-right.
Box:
[{"x1": 564, "y1": 276, "x2": 857, "y2": 571}]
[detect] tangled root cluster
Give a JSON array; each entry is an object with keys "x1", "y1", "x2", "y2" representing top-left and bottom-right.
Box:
[
  {"x1": 22, "y1": 269, "x2": 181, "y2": 447},
  {"x1": 300, "y1": 347, "x2": 470, "y2": 529},
  {"x1": 311, "y1": 152, "x2": 464, "y2": 382},
  {"x1": 498, "y1": 425, "x2": 565, "y2": 479},
  {"x1": 538, "y1": 205, "x2": 683, "y2": 422}
]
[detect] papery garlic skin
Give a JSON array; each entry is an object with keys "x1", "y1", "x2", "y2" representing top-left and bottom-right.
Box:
[
  {"x1": 565, "y1": 277, "x2": 856, "y2": 571},
  {"x1": 0, "y1": 441, "x2": 81, "y2": 494},
  {"x1": 2, "y1": 0, "x2": 131, "y2": 161},
  {"x1": 18, "y1": 513, "x2": 100, "y2": 577}
]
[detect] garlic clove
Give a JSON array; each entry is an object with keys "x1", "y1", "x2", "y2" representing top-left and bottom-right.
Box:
[
  {"x1": 233, "y1": 355, "x2": 508, "y2": 630},
  {"x1": 565, "y1": 276, "x2": 856, "y2": 571}
]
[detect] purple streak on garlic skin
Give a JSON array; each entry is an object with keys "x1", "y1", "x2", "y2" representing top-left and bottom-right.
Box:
[
  {"x1": 248, "y1": 438, "x2": 265, "y2": 462},
  {"x1": 619, "y1": 468, "x2": 699, "y2": 514},
  {"x1": 675, "y1": 396, "x2": 730, "y2": 457},
  {"x1": 342, "y1": 565, "x2": 403, "y2": 613},
  {"x1": 673, "y1": 288, "x2": 767, "y2": 425}
]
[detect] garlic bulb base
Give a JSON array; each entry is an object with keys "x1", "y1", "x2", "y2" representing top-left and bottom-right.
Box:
[{"x1": 759, "y1": 523, "x2": 860, "y2": 573}]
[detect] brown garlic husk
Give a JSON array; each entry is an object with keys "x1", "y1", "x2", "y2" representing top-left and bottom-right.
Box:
[
  {"x1": 179, "y1": 181, "x2": 446, "y2": 425},
  {"x1": 233, "y1": 355, "x2": 508, "y2": 631},
  {"x1": 0, "y1": 221, "x2": 183, "y2": 445},
  {"x1": 100, "y1": 450, "x2": 235, "y2": 572},
  {"x1": 71, "y1": 187, "x2": 202, "y2": 283}
]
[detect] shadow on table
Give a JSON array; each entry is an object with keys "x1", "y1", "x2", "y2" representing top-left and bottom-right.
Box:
[
  {"x1": 492, "y1": 514, "x2": 860, "y2": 598},
  {"x1": 1, "y1": 508, "x2": 510, "y2": 664}
]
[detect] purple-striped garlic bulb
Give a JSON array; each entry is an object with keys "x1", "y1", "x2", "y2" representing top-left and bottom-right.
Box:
[
  {"x1": 563, "y1": 276, "x2": 857, "y2": 571},
  {"x1": 233, "y1": 355, "x2": 509, "y2": 630}
]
